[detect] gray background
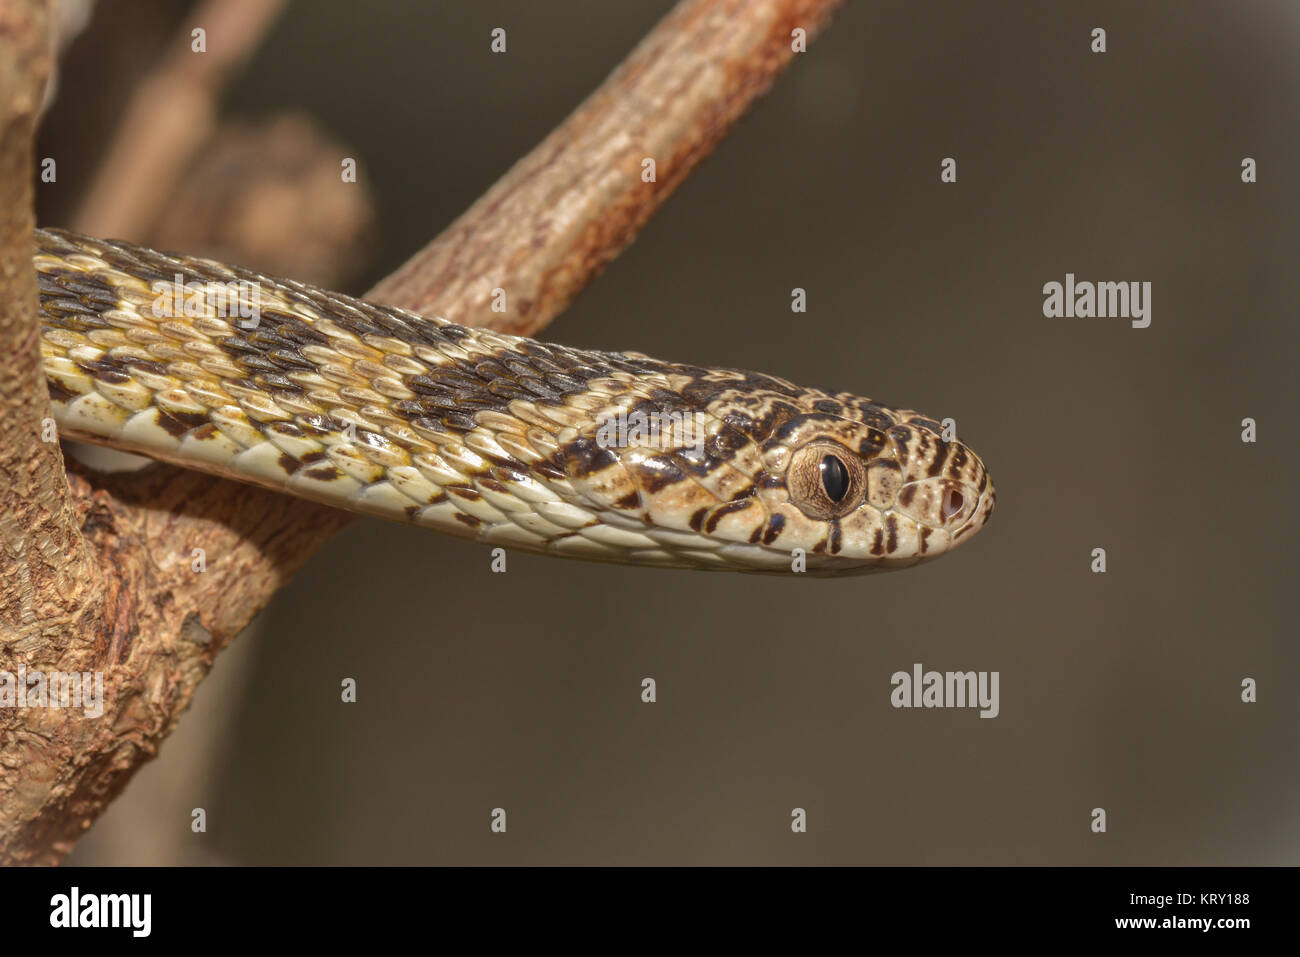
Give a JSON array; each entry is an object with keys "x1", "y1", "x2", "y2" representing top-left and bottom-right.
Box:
[{"x1": 59, "y1": 0, "x2": 1297, "y2": 864}]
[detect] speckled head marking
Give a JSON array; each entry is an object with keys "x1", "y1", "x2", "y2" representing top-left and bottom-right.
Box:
[
  {"x1": 34, "y1": 228, "x2": 994, "y2": 574},
  {"x1": 550, "y1": 370, "x2": 995, "y2": 573}
]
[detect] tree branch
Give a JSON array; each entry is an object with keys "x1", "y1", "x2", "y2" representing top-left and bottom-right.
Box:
[
  {"x1": 0, "y1": 0, "x2": 841, "y2": 864},
  {"x1": 371, "y1": 0, "x2": 840, "y2": 334}
]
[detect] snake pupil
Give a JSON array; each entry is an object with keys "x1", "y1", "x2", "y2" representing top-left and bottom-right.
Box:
[{"x1": 820, "y1": 455, "x2": 850, "y2": 502}]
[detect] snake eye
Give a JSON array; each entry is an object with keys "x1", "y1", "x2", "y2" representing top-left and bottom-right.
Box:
[
  {"x1": 821, "y1": 455, "x2": 850, "y2": 502},
  {"x1": 787, "y1": 442, "x2": 865, "y2": 521}
]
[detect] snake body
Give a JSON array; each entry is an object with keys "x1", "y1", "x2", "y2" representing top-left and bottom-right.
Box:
[{"x1": 34, "y1": 228, "x2": 994, "y2": 574}]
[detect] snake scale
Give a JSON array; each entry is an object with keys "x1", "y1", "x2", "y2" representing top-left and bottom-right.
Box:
[{"x1": 33, "y1": 228, "x2": 994, "y2": 574}]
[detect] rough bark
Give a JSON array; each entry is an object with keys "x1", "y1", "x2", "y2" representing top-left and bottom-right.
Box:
[{"x1": 0, "y1": 0, "x2": 841, "y2": 864}]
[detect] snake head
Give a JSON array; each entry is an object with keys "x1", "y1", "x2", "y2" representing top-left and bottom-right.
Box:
[
  {"x1": 743, "y1": 405, "x2": 995, "y2": 574},
  {"x1": 562, "y1": 369, "x2": 994, "y2": 574}
]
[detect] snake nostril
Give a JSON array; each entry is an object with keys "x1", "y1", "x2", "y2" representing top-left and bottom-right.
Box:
[{"x1": 942, "y1": 488, "x2": 964, "y2": 522}]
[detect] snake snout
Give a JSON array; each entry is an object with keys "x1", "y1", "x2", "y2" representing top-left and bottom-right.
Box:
[
  {"x1": 889, "y1": 431, "x2": 994, "y2": 553},
  {"x1": 951, "y1": 468, "x2": 995, "y2": 545},
  {"x1": 895, "y1": 475, "x2": 981, "y2": 531}
]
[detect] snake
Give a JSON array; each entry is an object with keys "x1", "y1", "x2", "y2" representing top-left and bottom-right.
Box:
[{"x1": 32, "y1": 228, "x2": 994, "y2": 575}]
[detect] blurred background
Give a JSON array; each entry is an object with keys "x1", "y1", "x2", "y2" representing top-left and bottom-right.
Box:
[{"x1": 38, "y1": 0, "x2": 1298, "y2": 864}]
